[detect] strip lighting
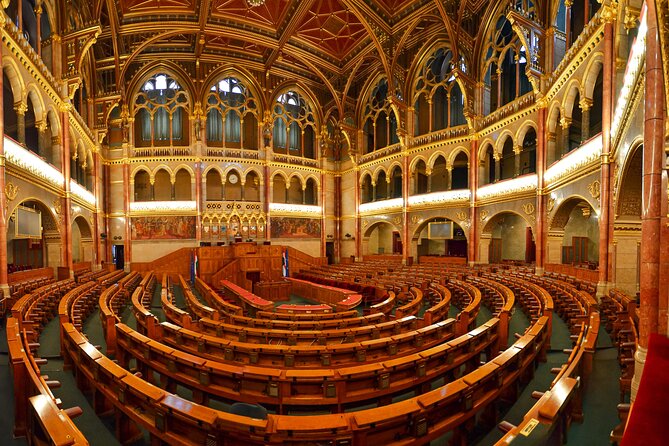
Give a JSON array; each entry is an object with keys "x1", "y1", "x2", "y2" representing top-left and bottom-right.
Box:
[
  {"x1": 408, "y1": 189, "x2": 471, "y2": 207},
  {"x1": 4, "y1": 136, "x2": 64, "y2": 188},
  {"x1": 129, "y1": 201, "x2": 196, "y2": 213},
  {"x1": 477, "y1": 174, "x2": 538, "y2": 200},
  {"x1": 70, "y1": 181, "x2": 96, "y2": 207},
  {"x1": 611, "y1": 4, "x2": 647, "y2": 151},
  {"x1": 269, "y1": 203, "x2": 322, "y2": 215},
  {"x1": 359, "y1": 197, "x2": 403, "y2": 213},
  {"x1": 544, "y1": 136, "x2": 602, "y2": 184}
]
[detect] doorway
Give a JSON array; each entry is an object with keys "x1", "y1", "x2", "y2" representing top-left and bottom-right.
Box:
[
  {"x1": 326, "y1": 241, "x2": 335, "y2": 264},
  {"x1": 112, "y1": 244, "x2": 124, "y2": 270}
]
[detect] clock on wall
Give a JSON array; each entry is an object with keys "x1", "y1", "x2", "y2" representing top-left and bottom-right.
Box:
[{"x1": 228, "y1": 174, "x2": 239, "y2": 184}]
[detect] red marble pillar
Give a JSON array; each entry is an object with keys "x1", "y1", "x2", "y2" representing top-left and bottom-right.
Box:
[
  {"x1": 598, "y1": 20, "x2": 615, "y2": 291},
  {"x1": 0, "y1": 71, "x2": 8, "y2": 297},
  {"x1": 468, "y1": 139, "x2": 478, "y2": 265},
  {"x1": 334, "y1": 175, "x2": 341, "y2": 262},
  {"x1": 639, "y1": 0, "x2": 664, "y2": 350},
  {"x1": 122, "y1": 161, "x2": 131, "y2": 270},
  {"x1": 61, "y1": 109, "x2": 73, "y2": 274},
  {"x1": 195, "y1": 162, "x2": 202, "y2": 241},
  {"x1": 535, "y1": 107, "x2": 547, "y2": 275},
  {"x1": 402, "y1": 154, "x2": 410, "y2": 265},
  {"x1": 355, "y1": 170, "x2": 361, "y2": 260},
  {"x1": 320, "y1": 171, "x2": 326, "y2": 258},
  {"x1": 633, "y1": 0, "x2": 665, "y2": 402},
  {"x1": 92, "y1": 152, "x2": 100, "y2": 269},
  {"x1": 264, "y1": 165, "x2": 270, "y2": 241}
]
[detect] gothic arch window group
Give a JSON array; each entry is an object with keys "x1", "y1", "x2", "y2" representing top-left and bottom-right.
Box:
[
  {"x1": 272, "y1": 90, "x2": 316, "y2": 159},
  {"x1": 362, "y1": 78, "x2": 399, "y2": 153},
  {"x1": 206, "y1": 77, "x2": 259, "y2": 149},
  {"x1": 134, "y1": 73, "x2": 189, "y2": 147},
  {"x1": 413, "y1": 47, "x2": 466, "y2": 136},
  {"x1": 134, "y1": 167, "x2": 193, "y2": 202}
]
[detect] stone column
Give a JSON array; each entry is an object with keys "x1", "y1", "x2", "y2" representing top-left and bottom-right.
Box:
[
  {"x1": 371, "y1": 182, "x2": 377, "y2": 202},
  {"x1": 468, "y1": 139, "x2": 479, "y2": 265},
  {"x1": 92, "y1": 152, "x2": 101, "y2": 269},
  {"x1": 402, "y1": 154, "x2": 410, "y2": 265},
  {"x1": 560, "y1": 117, "x2": 571, "y2": 155},
  {"x1": 35, "y1": 2, "x2": 42, "y2": 56},
  {"x1": 15, "y1": 103, "x2": 27, "y2": 145},
  {"x1": 426, "y1": 169, "x2": 432, "y2": 193},
  {"x1": 493, "y1": 153, "x2": 501, "y2": 182},
  {"x1": 513, "y1": 145, "x2": 522, "y2": 177},
  {"x1": 446, "y1": 166, "x2": 453, "y2": 190},
  {"x1": 535, "y1": 106, "x2": 547, "y2": 275},
  {"x1": 634, "y1": 0, "x2": 665, "y2": 401},
  {"x1": 60, "y1": 104, "x2": 73, "y2": 275},
  {"x1": 0, "y1": 72, "x2": 9, "y2": 298},
  {"x1": 565, "y1": 0, "x2": 573, "y2": 47},
  {"x1": 263, "y1": 165, "x2": 270, "y2": 241},
  {"x1": 599, "y1": 19, "x2": 615, "y2": 295},
  {"x1": 580, "y1": 98, "x2": 592, "y2": 142}
]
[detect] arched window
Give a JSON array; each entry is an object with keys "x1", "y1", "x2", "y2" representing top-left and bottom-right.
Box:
[
  {"x1": 588, "y1": 69, "x2": 603, "y2": 137},
  {"x1": 375, "y1": 171, "x2": 388, "y2": 201},
  {"x1": 361, "y1": 175, "x2": 373, "y2": 203},
  {"x1": 430, "y1": 156, "x2": 448, "y2": 192},
  {"x1": 174, "y1": 169, "x2": 191, "y2": 200},
  {"x1": 452, "y1": 152, "x2": 469, "y2": 189},
  {"x1": 521, "y1": 129, "x2": 537, "y2": 175},
  {"x1": 134, "y1": 171, "x2": 151, "y2": 201},
  {"x1": 389, "y1": 167, "x2": 402, "y2": 199},
  {"x1": 482, "y1": 144, "x2": 497, "y2": 185},
  {"x1": 3, "y1": 73, "x2": 18, "y2": 141},
  {"x1": 273, "y1": 90, "x2": 316, "y2": 159},
  {"x1": 482, "y1": 16, "x2": 533, "y2": 114},
  {"x1": 206, "y1": 77, "x2": 258, "y2": 149},
  {"x1": 224, "y1": 171, "x2": 242, "y2": 201},
  {"x1": 413, "y1": 160, "x2": 428, "y2": 195},
  {"x1": 569, "y1": 91, "x2": 583, "y2": 152},
  {"x1": 362, "y1": 78, "x2": 399, "y2": 153},
  {"x1": 154, "y1": 169, "x2": 171, "y2": 201},
  {"x1": 305, "y1": 178, "x2": 318, "y2": 205},
  {"x1": 272, "y1": 175, "x2": 287, "y2": 203},
  {"x1": 500, "y1": 138, "x2": 515, "y2": 180},
  {"x1": 244, "y1": 172, "x2": 261, "y2": 202},
  {"x1": 413, "y1": 48, "x2": 467, "y2": 136},
  {"x1": 205, "y1": 170, "x2": 223, "y2": 201},
  {"x1": 134, "y1": 73, "x2": 189, "y2": 147}
]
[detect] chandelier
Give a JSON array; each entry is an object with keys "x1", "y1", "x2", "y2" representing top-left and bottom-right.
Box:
[{"x1": 247, "y1": 0, "x2": 265, "y2": 6}]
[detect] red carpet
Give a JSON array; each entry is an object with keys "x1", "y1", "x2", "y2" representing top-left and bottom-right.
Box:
[{"x1": 622, "y1": 334, "x2": 669, "y2": 446}]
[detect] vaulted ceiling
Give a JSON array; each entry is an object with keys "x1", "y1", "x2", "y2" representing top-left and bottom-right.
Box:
[{"x1": 74, "y1": 0, "x2": 528, "y2": 117}]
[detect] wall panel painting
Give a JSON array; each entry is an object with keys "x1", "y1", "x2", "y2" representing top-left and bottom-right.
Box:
[
  {"x1": 271, "y1": 217, "x2": 321, "y2": 238},
  {"x1": 132, "y1": 216, "x2": 196, "y2": 240}
]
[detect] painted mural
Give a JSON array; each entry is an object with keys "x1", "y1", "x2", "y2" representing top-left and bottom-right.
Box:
[
  {"x1": 132, "y1": 216, "x2": 197, "y2": 240},
  {"x1": 270, "y1": 217, "x2": 321, "y2": 238}
]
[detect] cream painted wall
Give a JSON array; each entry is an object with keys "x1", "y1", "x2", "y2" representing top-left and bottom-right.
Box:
[
  {"x1": 366, "y1": 224, "x2": 393, "y2": 254},
  {"x1": 614, "y1": 228, "x2": 641, "y2": 295},
  {"x1": 562, "y1": 207, "x2": 599, "y2": 262},
  {"x1": 491, "y1": 213, "x2": 527, "y2": 261},
  {"x1": 72, "y1": 223, "x2": 82, "y2": 262}
]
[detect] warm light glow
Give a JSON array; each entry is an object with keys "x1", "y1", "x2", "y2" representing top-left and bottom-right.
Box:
[
  {"x1": 4, "y1": 136, "x2": 64, "y2": 188},
  {"x1": 269, "y1": 203, "x2": 322, "y2": 215},
  {"x1": 544, "y1": 137, "x2": 602, "y2": 184},
  {"x1": 408, "y1": 190, "x2": 471, "y2": 207},
  {"x1": 611, "y1": 5, "x2": 647, "y2": 151},
  {"x1": 359, "y1": 197, "x2": 403, "y2": 214},
  {"x1": 477, "y1": 174, "x2": 538, "y2": 200},
  {"x1": 70, "y1": 181, "x2": 96, "y2": 207},
  {"x1": 129, "y1": 201, "x2": 196, "y2": 213}
]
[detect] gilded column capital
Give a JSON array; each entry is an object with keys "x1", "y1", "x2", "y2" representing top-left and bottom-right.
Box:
[{"x1": 14, "y1": 102, "x2": 27, "y2": 115}]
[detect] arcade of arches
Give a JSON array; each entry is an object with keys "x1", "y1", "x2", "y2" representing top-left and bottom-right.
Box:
[{"x1": 0, "y1": 0, "x2": 668, "y2": 445}]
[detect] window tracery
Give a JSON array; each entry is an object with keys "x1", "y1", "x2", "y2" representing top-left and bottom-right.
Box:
[
  {"x1": 206, "y1": 77, "x2": 258, "y2": 149},
  {"x1": 134, "y1": 73, "x2": 189, "y2": 147},
  {"x1": 272, "y1": 90, "x2": 316, "y2": 159}
]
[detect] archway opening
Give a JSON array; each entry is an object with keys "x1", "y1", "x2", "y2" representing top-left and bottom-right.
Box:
[
  {"x1": 363, "y1": 222, "x2": 401, "y2": 256},
  {"x1": 413, "y1": 218, "x2": 467, "y2": 261},
  {"x1": 72, "y1": 216, "x2": 93, "y2": 264},
  {"x1": 7, "y1": 199, "x2": 60, "y2": 271},
  {"x1": 482, "y1": 212, "x2": 534, "y2": 264},
  {"x1": 548, "y1": 197, "x2": 599, "y2": 268}
]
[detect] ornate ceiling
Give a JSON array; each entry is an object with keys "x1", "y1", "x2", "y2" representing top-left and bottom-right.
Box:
[{"x1": 70, "y1": 0, "x2": 534, "y2": 122}]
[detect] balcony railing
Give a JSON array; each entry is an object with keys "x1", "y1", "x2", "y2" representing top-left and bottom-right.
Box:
[
  {"x1": 477, "y1": 174, "x2": 538, "y2": 201},
  {"x1": 478, "y1": 92, "x2": 536, "y2": 131},
  {"x1": 70, "y1": 181, "x2": 96, "y2": 207},
  {"x1": 410, "y1": 126, "x2": 470, "y2": 149},
  {"x1": 272, "y1": 153, "x2": 319, "y2": 168},
  {"x1": 205, "y1": 201, "x2": 263, "y2": 213},
  {"x1": 129, "y1": 201, "x2": 197, "y2": 213},
  {"x1": 206, "y1": 147, "x2": 260, "y2": 160},
  {"x1": 544, "y1": 135, "x2": 602, "y2": 184},
  {"x1": 408, "y1": 189, "x2": 471, "y2": 207},
  {"x1": 4, "y1": 136, "x2": 64, "y2": 189},
  {"x1": 359, "y1": 197, "x2": 403, "y2": 214},
  {"x1": 269, "y1": 203, "x2": 322, "y2": 215},
  {"x1": 359, "y1": 143, "x2": 402, "y2": 164},
  {"x1": 132, "y1": 146, "x2": 192, "y2": 157}
]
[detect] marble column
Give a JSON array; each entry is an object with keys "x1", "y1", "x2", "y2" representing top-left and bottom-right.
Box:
[
  {"x1": 513, "y1": 145, "x2": 522, "y2": 177},
  {"x1": 123, "y1": 159, "x2": 131, "y2": 270},
  {"x1": 355, "y1": 169, "x2": 361, "y2": 260},
  {"x1": 263, "y1": 165, "x2": 270, "y2": 241},
  {"x1": 535, "y1": 106, "x2": 547, "y2": 275},
  {"x1": 634, "y1": 0, "x2": 665, "y2": 400},
  {"x1": 580, "y1": 98, "x2": 592, "y2": 142},
  {"x1": 468, "y1": 139, "x2": 479, "y2": 265},
  {"x1": 402, "y1": 154, "x2": 410, "y2": 265},
  {"x1": 598, "y1": 20, "x2": 615, "y2": 294},
  {"x1": 15, "y1": 103, "x2": 26, "y2": 145},
  {"x1": 0, "y1": 72, "x2": 9, "y2": 298},
  {"x1": 60, "y1": 106, "x2": 73, "y2": 275}
]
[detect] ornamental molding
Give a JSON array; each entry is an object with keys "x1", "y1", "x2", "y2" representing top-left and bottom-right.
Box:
[
  {"x1": 588, "y1": 180, "x2": 601, "y2": 203},
  {"x1": 268, "y1": 203, "x2": 322, "y2": 216},
  {"x1": 129, "y1": 201, "x2": 197, "y2": 214},
  {"x1": 522, "y1": 202, "x2": 535, "y2": 215},
  {"x1": 5, "y1": 182, "x2": 18, "y2": 201}
]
